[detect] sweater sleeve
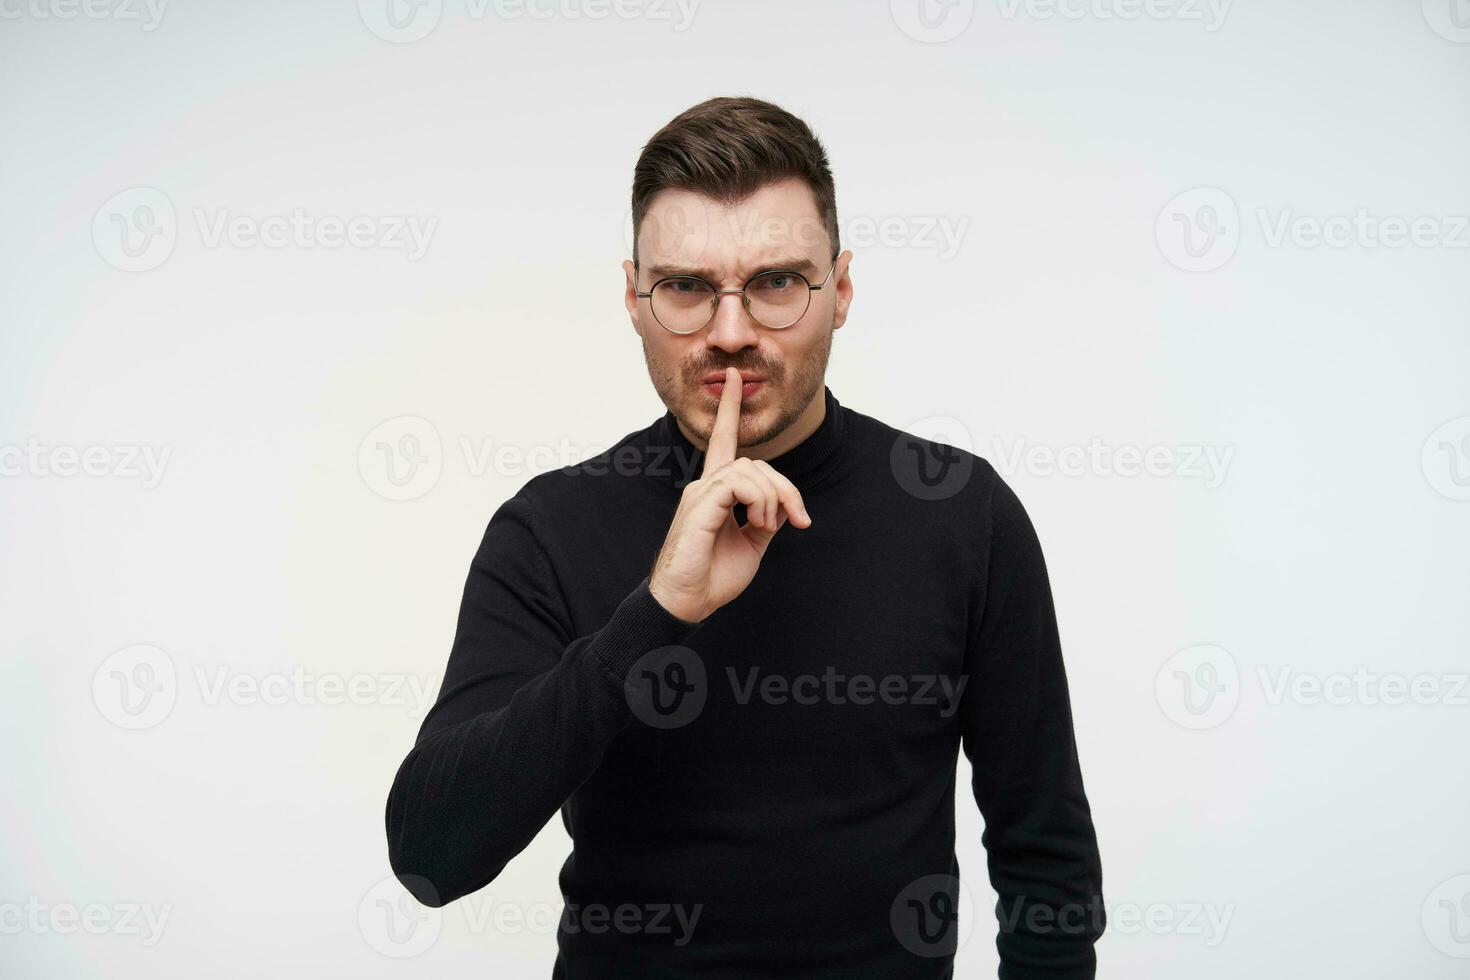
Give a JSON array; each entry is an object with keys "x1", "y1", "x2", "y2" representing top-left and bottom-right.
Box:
[
  {"x1": 384, "y1": 491, "x2": 702, "y2": 908},
  {"x1": 960, "y1": 475, "x2": 1105, "y2": 978}
]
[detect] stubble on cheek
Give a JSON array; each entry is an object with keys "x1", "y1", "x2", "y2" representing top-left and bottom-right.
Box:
[{"x1": 639, "y1": 317, "x2": 835, "y2": 450}]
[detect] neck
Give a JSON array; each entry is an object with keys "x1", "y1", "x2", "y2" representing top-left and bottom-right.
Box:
[{"x1": 676, "y1": 385, "x2": 827, "y2": 462}]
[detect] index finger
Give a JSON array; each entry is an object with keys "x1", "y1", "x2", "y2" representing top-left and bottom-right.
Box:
[{"x1": 702, "y1": 366, "x2": 744, "y2": 472}]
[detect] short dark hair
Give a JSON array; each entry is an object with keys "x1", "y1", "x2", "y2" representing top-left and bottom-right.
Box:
[{"x1": 631, "y1": 96, "x2": 839, "y2": 266}]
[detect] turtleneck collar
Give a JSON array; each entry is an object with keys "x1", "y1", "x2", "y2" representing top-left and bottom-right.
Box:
[{"x1": 649, "y1": 385, "x2": 847, "y2": 491}]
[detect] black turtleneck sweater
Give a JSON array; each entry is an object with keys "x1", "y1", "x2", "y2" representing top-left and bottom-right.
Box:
[{"x1": 384, "y1": 386, "x2": 1105, "y2": 978}]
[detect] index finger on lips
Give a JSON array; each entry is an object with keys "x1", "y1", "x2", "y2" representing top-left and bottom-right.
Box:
[{"x1": 702, "y1": 366, "x2": 743, "y2": 474}]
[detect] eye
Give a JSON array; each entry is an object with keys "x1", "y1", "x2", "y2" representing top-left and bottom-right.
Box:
[{"x1": 752, "y1": 272, "x2": 804, "y2": 293}]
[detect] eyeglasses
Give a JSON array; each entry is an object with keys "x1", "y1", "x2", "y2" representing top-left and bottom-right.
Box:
[{"x1": 635, "y1": 258, "x2": 838, "y2": 335}]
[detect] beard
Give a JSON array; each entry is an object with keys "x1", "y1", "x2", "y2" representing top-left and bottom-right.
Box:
[{"x1": 641, "y1": 320, "x2": 833, "y2": 452}]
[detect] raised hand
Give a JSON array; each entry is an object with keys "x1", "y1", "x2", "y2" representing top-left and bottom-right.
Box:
[{"x1": 647, "y1": 367, "x2": 813, "y2": 623}]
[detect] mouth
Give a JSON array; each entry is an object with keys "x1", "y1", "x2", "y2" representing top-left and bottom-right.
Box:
[{"x1": 698, "y1": 371, "x2": 767, "y2": 400}]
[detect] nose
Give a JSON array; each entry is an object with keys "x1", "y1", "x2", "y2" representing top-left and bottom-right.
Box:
[{"x1": 704, "y1": 290, "x2": 760, "y2": 353}]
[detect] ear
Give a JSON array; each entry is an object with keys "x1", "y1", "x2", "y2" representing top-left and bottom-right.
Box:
[
  {"x1": 830, "y1": 250, "x2": 854, "y2": 331},
  {"x1": 623, "y1": 259, "x2": 642, "y2": 335}
]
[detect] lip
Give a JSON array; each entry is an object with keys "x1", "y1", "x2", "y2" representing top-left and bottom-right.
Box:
[
  {"x1": 699, "y1": 370, "x2": 766, "y2": 385},
  {"x1": 699, "y1": 376, "x2": 767, "y2": 399}
]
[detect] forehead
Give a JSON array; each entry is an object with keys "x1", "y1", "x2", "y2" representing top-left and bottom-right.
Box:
[{"x1": 638, "y1": 177, "x2": 829, "y2": 274}]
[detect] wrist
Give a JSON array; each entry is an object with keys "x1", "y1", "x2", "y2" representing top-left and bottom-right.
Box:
[{"x1": 647, "y1": 576, "x2": 703, "y2": 625}]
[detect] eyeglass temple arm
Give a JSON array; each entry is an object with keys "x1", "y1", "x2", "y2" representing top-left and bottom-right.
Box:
[{"x1": 809, "y1": 256, "x2": 839, "y2": 290}]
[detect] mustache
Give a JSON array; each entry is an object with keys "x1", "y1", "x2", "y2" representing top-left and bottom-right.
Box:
[{"x1": 687, "y1": 358, "x2": 779, "y2": 381}]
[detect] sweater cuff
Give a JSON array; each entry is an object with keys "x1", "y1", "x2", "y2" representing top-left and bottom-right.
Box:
[{"x1": 588, "y1": 576, "x2": 703, "y2": 680}]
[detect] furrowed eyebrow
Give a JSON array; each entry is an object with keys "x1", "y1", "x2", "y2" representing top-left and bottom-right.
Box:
[{"x1": 643, "y1": 257, "x2": 821, "y2": 281}]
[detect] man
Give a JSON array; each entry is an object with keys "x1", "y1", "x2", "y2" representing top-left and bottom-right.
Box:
[{"x1": 385, "y1": 96, "x2": 1105, "y2": 978}]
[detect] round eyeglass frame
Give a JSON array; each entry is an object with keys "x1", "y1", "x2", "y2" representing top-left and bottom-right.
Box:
[{"x1": 635, "y1": 258, "x2": 838, "y2": 335}]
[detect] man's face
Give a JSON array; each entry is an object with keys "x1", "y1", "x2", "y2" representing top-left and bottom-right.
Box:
[{"x1": 623, "y1": 177, "x2": 853, "y2": 451}]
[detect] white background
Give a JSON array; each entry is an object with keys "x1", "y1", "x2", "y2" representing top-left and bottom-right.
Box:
[{"x1": 2, "y1": 0, "x2": 1468, "y2": 976}]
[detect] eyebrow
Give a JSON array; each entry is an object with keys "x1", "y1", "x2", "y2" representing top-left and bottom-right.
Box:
[{"x1": 642, "y1": 257, "x2": 821, "y2": 281}]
